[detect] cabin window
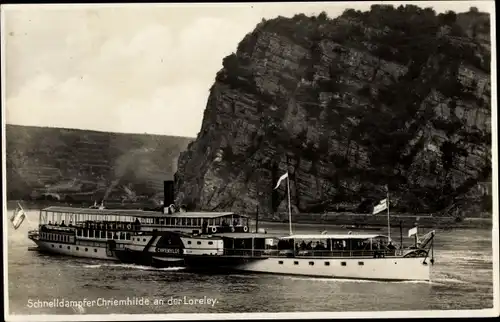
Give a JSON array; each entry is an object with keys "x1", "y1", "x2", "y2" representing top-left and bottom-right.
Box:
[
  {"x1": 187, "y1": 241, "x2": 191, "y2": 245},
  {"x1": 85, "y1": 248, "x2": 88, "y2": 252},
  {"x1": 294, "y1": 261, "x2": 299, "y2": 265},
  {"x1": 160, "y1": 219, "x2": 165, "y2": 226},
  {"x1": 52, "y1": 244, "x2": 54, "y2": 248},
  {"x1": 126, "y1": 233, "x2": 130, "y2": 240},
  {"x1": 278, "y1": 261, "x2": 284, "y2": 264},
  {"x1": 341, "y1": 262, "x2": 347, "y2": 266},
  {"x1": 309, "y1": 261, "x2": 314, "y2": 266},
  {"x1": 107, "y1": 232, "x2": 112, "y2": 239},
  {"x1": 59, "y1": 245, "x2": 62, "y2": 248},
  {"x1": 143, "y1": 238, "x2": 146, "y2": 242},
  {"x1": 197, "y1": 241, "x2": 201, "y2": 245},
  {"x1": 208, "y1": 241, "x2": 213, "y2": 245},
  {"x1": 358, "y1": 262, "x2": 364, "y2": 266},
  {"x1": 67, "y1": 246, "x2": 70, "y2": 250},
  {"x1": 94, "y1": 249, "x2": 98, "y2": 253}
]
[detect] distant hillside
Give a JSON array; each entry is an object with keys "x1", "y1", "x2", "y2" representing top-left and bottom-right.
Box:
[{"x1": 5, "y1": 124, "x2": 193, "y2": 203}]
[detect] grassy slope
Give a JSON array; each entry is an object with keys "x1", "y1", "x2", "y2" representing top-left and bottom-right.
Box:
[{"x1": 5, "y1": 124, "x2": 193, "y2": 201}]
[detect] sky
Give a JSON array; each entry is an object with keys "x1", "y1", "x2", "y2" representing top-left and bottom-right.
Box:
[{"x1": 1, "y1": 1, "x2": 495, "y2": 138}]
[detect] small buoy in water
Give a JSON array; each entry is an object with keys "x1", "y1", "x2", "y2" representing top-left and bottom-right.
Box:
[{"x1": 348, "y1": 231, "x2": 352, "y2": 235}]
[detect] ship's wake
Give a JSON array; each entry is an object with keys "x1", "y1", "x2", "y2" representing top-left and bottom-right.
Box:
[{"x1": 81, "y1": 263, "x2": 186, "y2": 271}]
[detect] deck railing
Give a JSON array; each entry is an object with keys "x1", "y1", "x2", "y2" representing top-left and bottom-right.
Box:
[{"x1": 220, "y1": 248, "x2": 403, "y2": 258}]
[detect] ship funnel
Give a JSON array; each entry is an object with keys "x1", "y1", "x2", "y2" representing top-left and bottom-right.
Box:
[{"x1": 163, "y1": 180, "x2": 175, "y2": 213}]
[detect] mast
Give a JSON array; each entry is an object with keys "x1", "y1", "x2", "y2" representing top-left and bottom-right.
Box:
[
  {"x1": 387, "y1": 186, "x2": 391, "y2": 241},
  {"x1": 255, "y1": 205, "x2": 259, "y2": 232},
  {"x1": 399, "y1": 220, "x2": 403, "y2": 248},
  {"x1": 287, "y1": 173, "x2": 292, "y2": 236}
]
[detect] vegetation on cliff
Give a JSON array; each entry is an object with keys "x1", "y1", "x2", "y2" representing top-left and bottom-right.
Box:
[{"x1": 175, "y1": 5, "x2": 491, "y2": 217}]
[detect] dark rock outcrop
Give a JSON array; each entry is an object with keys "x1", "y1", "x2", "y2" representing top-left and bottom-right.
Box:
[{"x1": 175, "y1": 5, "x2": 492, "y2": 218}]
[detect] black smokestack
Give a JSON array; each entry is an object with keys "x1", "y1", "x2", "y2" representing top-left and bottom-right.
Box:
[{"x1": 164, "y1": 180, "x2": 175, "y2": 207}]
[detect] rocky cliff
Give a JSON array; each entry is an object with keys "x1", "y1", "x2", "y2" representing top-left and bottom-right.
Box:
[{"x1": 175, "y1": 5, "x2": 492, "y2": 218}]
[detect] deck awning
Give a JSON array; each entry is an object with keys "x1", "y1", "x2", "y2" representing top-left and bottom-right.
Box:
[
  {"x1": 41, "y1": 206, "x2": 248, "y2": 219},
  {"x1": 280, "y1": 234, "x2": 389, "y2": 240}
]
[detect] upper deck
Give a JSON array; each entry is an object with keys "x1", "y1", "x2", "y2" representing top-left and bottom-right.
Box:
[{"x1": 38, "y1": 206, "x2": 251, "y2": 233}]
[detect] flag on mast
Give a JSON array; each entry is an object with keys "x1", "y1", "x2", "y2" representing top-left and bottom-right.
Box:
[
  {"x1": 274, "y1": 172, "x2": 289, "y2": 190},
  {"x1": 372, "y1": 198, "x2": 388, "y2": 215},
  {"x1": 11, "y1": 203, "x2": 26, "y2": 230},
  {"x1": 408, "y1": 226, "x2": 418, "y2": 237}
]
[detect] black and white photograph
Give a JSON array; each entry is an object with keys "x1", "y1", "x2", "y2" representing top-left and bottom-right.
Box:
[{"x1": 2, "y1": 1, "x2": 498, "y2": 320}]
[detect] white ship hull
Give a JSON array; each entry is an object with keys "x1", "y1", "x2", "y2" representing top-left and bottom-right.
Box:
[
  {"x1": 232, "y1": 256, "x2": 431, "y2": 281},
  {"x1": 33, "y1": 240, "x2": 119, "y2": 261}
]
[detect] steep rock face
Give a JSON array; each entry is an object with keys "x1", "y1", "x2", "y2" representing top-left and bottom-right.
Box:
[{"x1": 175, "y1": 5, "x2": 491, "y2": 217}]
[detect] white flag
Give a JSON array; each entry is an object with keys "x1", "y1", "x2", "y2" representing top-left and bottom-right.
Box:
[
  {"x1": 11, "y1": 205, "x2": 26, "y2": 230},
  {"x1": 408, "y1": 226, "x2": 418, "y2": 237},
  {"x1": 274, "y1": 172, "x2": 289, "y2": 190},
  {"x1": 372, "y1": 198, "x2": 388, "y2": 215}
]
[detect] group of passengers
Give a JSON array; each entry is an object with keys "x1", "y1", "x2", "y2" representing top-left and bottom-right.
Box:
[{"x1": 46, "y1": 220, "x2": 72, "y2": 227}]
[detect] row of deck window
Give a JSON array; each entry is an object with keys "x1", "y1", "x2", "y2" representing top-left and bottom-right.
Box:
[
  {"x1": 278, "y1": 260, "x2": 364, "y2": 266},
  {"x1": 187, "y1": 241, "x2": 214, "y2": 245},
  {"x1": 76, "y1": 230, "x2": 131, "y2": 240},
  {"x1": 140, "y1": 217, "x2": 245, "y2": 227},
  {"x1": 51, "y1": 244, "x2": 98, "y2": 252},
  {"x1": 41, "y1": 232, "x2": 74, "y2": 243}
]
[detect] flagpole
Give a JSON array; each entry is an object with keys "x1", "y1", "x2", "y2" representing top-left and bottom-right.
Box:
[
  {"x1": 286, "y1": 173, "x2": 292, "y2": 235},
  {"x1": 387, "y1": 187, "x2": 391, "y2": 241}
]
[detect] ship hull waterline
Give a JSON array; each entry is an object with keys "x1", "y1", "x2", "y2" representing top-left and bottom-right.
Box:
[
  {"x1": 31, "y1": 239, "x2": 120, "y2": 261},
  {"x1": 183, "y1": 256, "x2": 431, "y2": 281}
]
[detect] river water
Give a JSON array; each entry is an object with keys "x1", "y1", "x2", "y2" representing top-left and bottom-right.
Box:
[{"x1": 5, "y1": 210, "x2": 495, "y2": 317}]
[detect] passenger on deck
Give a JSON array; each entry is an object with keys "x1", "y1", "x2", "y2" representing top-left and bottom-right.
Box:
[
  {"x1": 48, "y1": 221, "x2": 52, "y2": 226},
  {"x1": 60, "y1": 220, "x2": 66, "y2": 227},
  {"x1": 387, "y1": 242, "x2": 396, "y2": 250},
  {"x1": 315, "y1": 241, "x2": 326, "y2": 250},
  {"x1": 300, "y1": 240, "x2": 307, "y2": 250}
]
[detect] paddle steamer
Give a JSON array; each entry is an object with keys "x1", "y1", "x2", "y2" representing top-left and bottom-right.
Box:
[
  {"x1": 26, "y1": 180, "x2": 250, "y2": 261},
  {"x1": 179, "y1": 229, "x2": 436, "y2": 281}
]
